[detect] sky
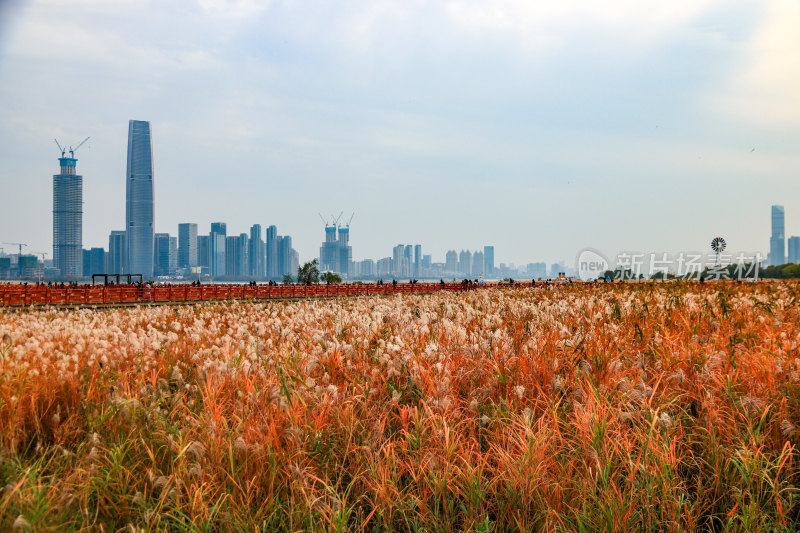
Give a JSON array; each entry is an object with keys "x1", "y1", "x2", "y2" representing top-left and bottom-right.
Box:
[{"x1": 0, "y1": 0, "x2": 799, "y2": 268}]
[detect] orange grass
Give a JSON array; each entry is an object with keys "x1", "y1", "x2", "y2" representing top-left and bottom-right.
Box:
[{"x1": 0, "y1": 281, "x2": 799, "y2": 531}]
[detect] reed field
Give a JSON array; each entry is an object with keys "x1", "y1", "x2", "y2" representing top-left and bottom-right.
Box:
[{"x1": 1, "y1": 281, "x2": 799, "y2": 531}]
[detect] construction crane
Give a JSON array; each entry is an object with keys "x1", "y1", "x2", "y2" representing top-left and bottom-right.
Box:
[
  {"x1": 2, "y1": 242, "x2": 27, "y2": 256},
  {"x1": 54, "y1": 139, "x2": 66, "y2": 157},
  {"x1": 54, "y1": 136, "x2": 90, "y2": 158},
  {"x1": 345, "y1": 212, "x2": 355, "y2": 228},
  {"x1": 69, "y1": 136, "x2": 90, "y2": 157}
]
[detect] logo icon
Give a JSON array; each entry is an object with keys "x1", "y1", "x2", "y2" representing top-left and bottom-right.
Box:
[{"x1": 576, "y1": 248, "x2": 610, "y2": 281}]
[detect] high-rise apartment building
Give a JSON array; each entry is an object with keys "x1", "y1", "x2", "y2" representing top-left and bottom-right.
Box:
[
  {"x1": 404, "y1": 246, "x2": 413, "y2": 278},
  {"x1": 320, "y1": 223, "x2": 338, "y2": 273},
  {"x1": 277, "y1": 235, "x2": 293, "y2": 276},
  {"x1": 197, "y1": 235, "x2": 209, "y2": 269},
  {"x1": 414, "y1": 245, "x2": 422, "y2": 277},
  {"x1": 107, "y1": 231, "x2": 126, "y2": 273},
  {"x1": 82, "y1": 248, "x2": 105, "y2": 277},
  {"x1": 225, "y1": 236, "x2": 238, "y2": 277},
  {"x1": 483, "y1": 246, "x2": 494, "y2": 277},
  {"x1": 458, "y1": 250, "x2": 472, "y2": 276},
  {"x1": 445, "y1": 250, "x2": 457, "y2": 273},
  {"x1": 392, "y1": 245, "x2": 405, "y2": 277},
  {"x1": 249, "y1": 224, "x2": 265, "y2": 278},
  {"x1": 319, "y1": 222, "x2": 352, "y2": 276},
  {"x1": 337, "y1": 226, "x2": 352, "y2": 276},
  {"x1": 472, "y1": 251, "x2": 484, "y2": 277},
  {"x1": 154, "y1": 233, "x2": 177, "y2": 276},
  {"x1": 527, "y1": 262, "x2": 547, "y2": 280},
  {"x1": 290, "y1": 248, "x2": 299, "y2": 277},
  {"x1": 377, "y1": 257, "x2": 392, "y2": 277},
  {"x1": 125, "y1": 120, "x2": 155, "y2": 276},
  {"x1": 237, "y1": 233, "x2": 249, "y2": 277},
  {"x1": 53, "y1": 151, "x2": 83, "y2": 277},
  {"x1": 770, "y1": 205, "x2": 785, "y2": 266},
  {"x1": 789, "y1": 236, "x2": 800, "y2": 264},
  {"x1": 358, "y1": 259, "x2": 376, "y2": 277},
  {"x1": 178, "y1": 223, "x2": 198, "y2": 268},
  {"x1": 266, "y1": 225, "x2": 278, "y2": 278},
  {"x1": 210, "y1": 222, "x2": 227, "y2": 277}
]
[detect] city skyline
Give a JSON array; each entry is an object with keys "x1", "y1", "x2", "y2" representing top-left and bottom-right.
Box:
[{"x1": 1, "y1": 1, "x2": 799, "y2": 266}]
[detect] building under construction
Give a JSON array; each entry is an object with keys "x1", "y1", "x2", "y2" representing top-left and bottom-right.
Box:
[
  {"x1": 53, "y1": 137, "x2": 88, "y2": 278},
  {"x1": 319, "y1": 213, "x2": 353, "y2": 276}
]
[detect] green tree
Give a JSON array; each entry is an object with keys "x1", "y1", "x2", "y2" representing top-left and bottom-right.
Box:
[
  {"x1": 296, "y1": 259, "x2": 320, "y2": 284},
  {"x1": 321, "y1": 271, "x2": 342, "y2": 284},
  {"x1": 282, "y1": 273, "x2": 294, "y2": 284}
]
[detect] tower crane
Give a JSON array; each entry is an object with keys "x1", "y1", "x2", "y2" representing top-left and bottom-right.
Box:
[
  {"x1": 54, "y1": 139, "x2": 66, "y2": 157},
  {"x1": 345, "y1": 212, "x2": 354, "y2": 228},
  {"x1": 69, "y1": 136, "x2": 90, "y2": 157},
  {"x1": 2, "y1": 243, "x2": 27, "y2": 256}
]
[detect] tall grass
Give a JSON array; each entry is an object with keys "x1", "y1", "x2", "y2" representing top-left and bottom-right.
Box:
[{"x1": 1, "y1": 281, "x2": 799, "y2": 531}]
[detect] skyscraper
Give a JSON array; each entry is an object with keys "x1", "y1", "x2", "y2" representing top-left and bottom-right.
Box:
[
  {"x1": 53, "y1": 151, "x2": 83, "y2": 277},
  {"x1": 226, "y1": 236, "x2": 238, "y2": 277},
  {"x1": 154, "y1": 233, "x2": 177, "y2": 276},
  {"x1": 107, "y1": 231, "x2": 126, "y2": 274},
  {"x1": 125, "y1": 120, "x2": 155, "y2": 276},
  {"x1": 392, "y1": 244, "x2": 406, "y2": 277},
  {"x1": 249, "y1": 224, "x2": 265, "y2": 278},
  {"x1": 237, "y1": 233, "x2": 249, "y2": 277},
  {"x1": 277, "y1": 235, "x2": 293, "y2": 276},
  {"x1": 445, "y1": 250, "x2": 458, "y2": 273},
  {"x1": 197, "y1": 235, "x2": 210, "y2": 269},
  {"x1": 414, "y1": 245, "x2": 422, "y2": 277},
  {"x1": 82, "y1": 248, "x2": 105, "y2": 277},
  {"x1": 483, "y1": 246, "x2": 495, "y2": 277},
  {"x1": 770, "y1": 205, "x2": 785, "y2": 266},
  {"x1": 210, "y1": 222, "x2": 227, "y2": 277},
  {"x1": 266, "y1": 225, "x2": 278, "y2": 278},
  {"x1": 320, "y1": 223, "x2": 338, "y2": 273},
  {"x1": 789, "y1": 236, "x2": 800, "y2": 264},
  {"x1": 472, "y1": 251, "x2": 484, "y2": 277},
  {"x1": 458, "y1": 250, "x2": 472, "y2": 276},
  {"x1": 337, "y1": 226, "x2": 352, "y2": 275},
  {"x1": 178, "y1": 223, "x2": 198, "y2": 268}
]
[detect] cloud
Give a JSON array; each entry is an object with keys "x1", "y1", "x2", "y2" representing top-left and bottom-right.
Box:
[
  {"x1": 0, "y1": 0, "x2": 798, "y2": 265},
  {"x1": 712, "y1": 0, "x2": 800, "y2": 126}
]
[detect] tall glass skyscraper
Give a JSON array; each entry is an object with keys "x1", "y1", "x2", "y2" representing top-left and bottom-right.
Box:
[
  {"x1": 210, "y1": 222, "x2": 227, "y2": 277},
  {"x1": 770, "y1": 205, "x2": 785, "y2": 266},
  {"x1": 249, "y1": 224, "x2": 265, "y2": 278},
  {"x1": 178, "y1": 223, "x2": 198, "y2": 268},
  {"x1": 266, "y1": 225, "x2": 278, "y2": 278},
  {"x1": 53, "y1": 154, "x2": 83, "y2": 278},
  {"x1": 125, "y1": 120, "x2": 154, "y2": 276}
]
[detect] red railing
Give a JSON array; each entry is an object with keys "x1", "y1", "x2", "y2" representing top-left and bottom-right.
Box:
[{"x1": 0, "y1": 281, "x2": 491, "y2": 308}]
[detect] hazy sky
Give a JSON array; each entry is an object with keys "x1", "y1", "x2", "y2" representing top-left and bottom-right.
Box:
[{"x1": 1, "y1": 0, "x2": 798, "y2": 267}]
